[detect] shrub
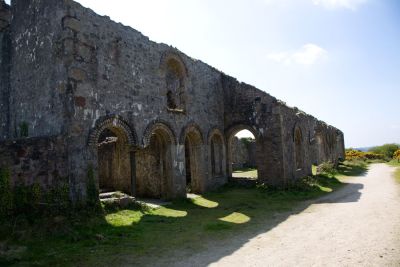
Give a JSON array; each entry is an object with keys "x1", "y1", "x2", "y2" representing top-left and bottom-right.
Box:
[
  {"x1": 316, "y1": 162, "x2": 337, "y2": 176},
  {"x1": 394, "y1": 149, "x2": 400, "y2": 162},
  {"x1": 369, "y1": 144, "x2": 399, "y2": 159},
  {"x1": 345, "y1": 149, "x2": 385, "y2": 161}
]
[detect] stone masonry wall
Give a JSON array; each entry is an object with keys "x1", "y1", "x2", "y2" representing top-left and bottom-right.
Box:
[
  {"x1": 0, "y1": 1, "x2": 11, "y2": 140},
  {"x1": 0, "y1": 136, "x2": 68, "y2": 188},
  {"x1": 0, "y1": 0, "x2": 346, "y2": 202}
]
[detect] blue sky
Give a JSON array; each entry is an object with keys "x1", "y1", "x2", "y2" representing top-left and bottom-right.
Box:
[{"x1": 6, "y1": 0, "x2": 399, "y2": 148}]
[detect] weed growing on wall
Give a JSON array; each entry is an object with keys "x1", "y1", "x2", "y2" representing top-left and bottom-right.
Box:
[
  {"x1": 0, "y1": 168, "x2": 13, "y2": 216},
  {"x1": 86, "y1": 165, "x2": 99, "y2": 207}
]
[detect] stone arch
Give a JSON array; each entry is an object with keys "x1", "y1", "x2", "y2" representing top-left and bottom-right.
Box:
[
  {"x1": 89, "y1": 116, "x2": 136, "y2": 195},
  {"x1": 180, "y1": 123, "x2": 205, "y2": 193},
  {"x1": 225, "y1": 124, "x2": 261, "y2": 178},
  {"x1": 160, "y1": 52, "x2": 188, "y2": 111},
  {"x1": 136, "y1": 121, "x2": 175, "y2": 199},
  {"x1": 89, "y1": 115, "x2": 137, "y2": 148},
  {"x1": 179, "y1": 122, "x2": 204, "y2": 145},
  {"x1": 207, "y1": 128, "x2": 226, "y2": 178},
  {"x1": 294, "y1": 125, "x2": 304, "y2": 170},
  {"x1": 142, "y1": 120, "x2": 176, "y2": 148}
]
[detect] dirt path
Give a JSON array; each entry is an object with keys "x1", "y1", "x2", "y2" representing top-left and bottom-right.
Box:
[{"x1": 156, "y1": 163, "x2": 400, "y2": 266}]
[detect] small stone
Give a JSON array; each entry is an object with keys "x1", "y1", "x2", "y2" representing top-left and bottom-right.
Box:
[{"x1": 69, "y1": 67, "x2": 87, "y2": 81}]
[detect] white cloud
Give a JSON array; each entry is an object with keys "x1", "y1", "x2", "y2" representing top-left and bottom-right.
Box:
[
  {"x1": 267, "y1": 43, "x2": 327, "y2": 66},
  {"x1": 312, "y1": 0, "x2": 367, "y2": 10}
]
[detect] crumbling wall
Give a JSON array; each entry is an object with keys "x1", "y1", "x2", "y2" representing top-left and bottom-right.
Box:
[
  {"x1": 0, "y1": 136, "x2": 68, "y2": 188},
  {"x1": 9, "y1": 0, "x2": 68, "y2": 138},
  {"x1": 1, "y1": 0, "x2": 346, "y2": 202}
]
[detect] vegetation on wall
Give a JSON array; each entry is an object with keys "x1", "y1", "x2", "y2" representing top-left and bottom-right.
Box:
[
  {"x1": 19, "y1": 121, "x2": 29, "y2": 137},
  {"x1": 0, "y1": 168, "x2": 13, "y2": 217},
  {"x1": 86, "y1": 165, "x2": 99, "y2": 207},
  {"x1": 0, "y1": 167, "x2": 71, "y2": 219}
]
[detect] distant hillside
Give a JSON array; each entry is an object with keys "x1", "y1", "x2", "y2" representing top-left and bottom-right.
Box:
[{"x1": 355, "y1": 147, "x2": 373, "y2": 152}]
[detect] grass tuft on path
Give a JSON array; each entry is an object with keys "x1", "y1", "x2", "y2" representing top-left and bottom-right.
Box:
[{"x1": 0, "y1": 161, "x2": 367, "y2": 266}]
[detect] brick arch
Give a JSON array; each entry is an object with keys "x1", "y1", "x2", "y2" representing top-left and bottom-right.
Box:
[
  {"x1": 179, "y1": 122, "x2": 204, "y2": 145},
  {"x1": 142, "y1": 120, "x2": 177, "y2": 147},
  {"x1": 88, "y1": 115, "x2": 137, "y2": 148}
]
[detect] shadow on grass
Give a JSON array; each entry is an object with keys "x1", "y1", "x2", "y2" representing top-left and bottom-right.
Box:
[{"x1": 1, "y1": 163, "x2": 368, "y2": 267}]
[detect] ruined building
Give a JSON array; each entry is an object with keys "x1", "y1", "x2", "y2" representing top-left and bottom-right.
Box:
[{"x1": 0, "y1": 0, "x2": 345, "y2": 202}]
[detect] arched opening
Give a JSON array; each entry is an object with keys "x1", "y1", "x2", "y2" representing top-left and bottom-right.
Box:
[
  {"x1": 184, "y1": 128, "x2": 203, "y2": 193},
  {"x1": 136, "y1": 125, "x2": 174, "y2": 199},
  {"x1": 97, "y1": 127, "x2": 132, "y2": 194},
  {"x1": 165, "y1": 58, "x2": 186, "y2": 111},
  {"x1": 209, "y1": 132, "x2": 225, "y2": 178},
  {"x1": 227, "y1": 127, "x2": 258, "y2": 179},
  {"x1": 294, "y1": 127, "x2": 303, "y2": 170}
]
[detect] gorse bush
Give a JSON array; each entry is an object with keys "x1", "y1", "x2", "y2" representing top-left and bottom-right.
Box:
[
  {"x1": 393, "y1": 149, "x2": 400, "y2": 162},
  {"x1": 345, "y1": 149, "x2": 385, "y2": 161},
  {"x1": 369, "y1": 143, "x2": 400, "y2": 159}
]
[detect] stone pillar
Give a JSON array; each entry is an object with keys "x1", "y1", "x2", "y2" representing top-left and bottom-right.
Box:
[
  {"x1": 171, "y1": 144, "x2": 186, "y2": 198},
  {"x1": 258, "y1": 112, "x2": 286, "y2": 187}
]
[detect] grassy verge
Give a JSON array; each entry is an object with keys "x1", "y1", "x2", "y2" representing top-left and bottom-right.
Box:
[
  {"x1": 336, "y1": 160, "x2": 368, "y2": 178},
  {"x1": 387, "y1": 160, "x2": 400, "y2": 183},
  {"x1": 0, "y1": 161, "x2": 367, "y2": 266}
]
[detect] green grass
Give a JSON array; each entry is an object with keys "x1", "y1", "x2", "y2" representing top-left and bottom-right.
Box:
[
  {"x1": 387, "y1": 159, "x2": 400, "y2": 167},
  {"x1": 232, "y1": 168, "x2": 258, "y2": 178},
  {"x1": 387, "y1": 160, "x2": 400, "y2": 183},
  {"x1": 0, "y1": 162, "x2": 367, "y2": 266}
]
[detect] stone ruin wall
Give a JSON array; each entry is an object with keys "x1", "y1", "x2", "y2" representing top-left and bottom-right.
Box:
[{"x1": 0, "y1": 0, "x2": 345, "y2": 202}]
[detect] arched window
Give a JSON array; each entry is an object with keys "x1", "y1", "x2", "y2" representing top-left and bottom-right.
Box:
[{"x1": 165, "y1": 58, "x2": 186, "y2": 111}]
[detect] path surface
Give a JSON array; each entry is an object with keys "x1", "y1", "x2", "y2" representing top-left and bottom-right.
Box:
[{"x1": 155, "y1": 164, "x2": 400, "y2": 267}]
